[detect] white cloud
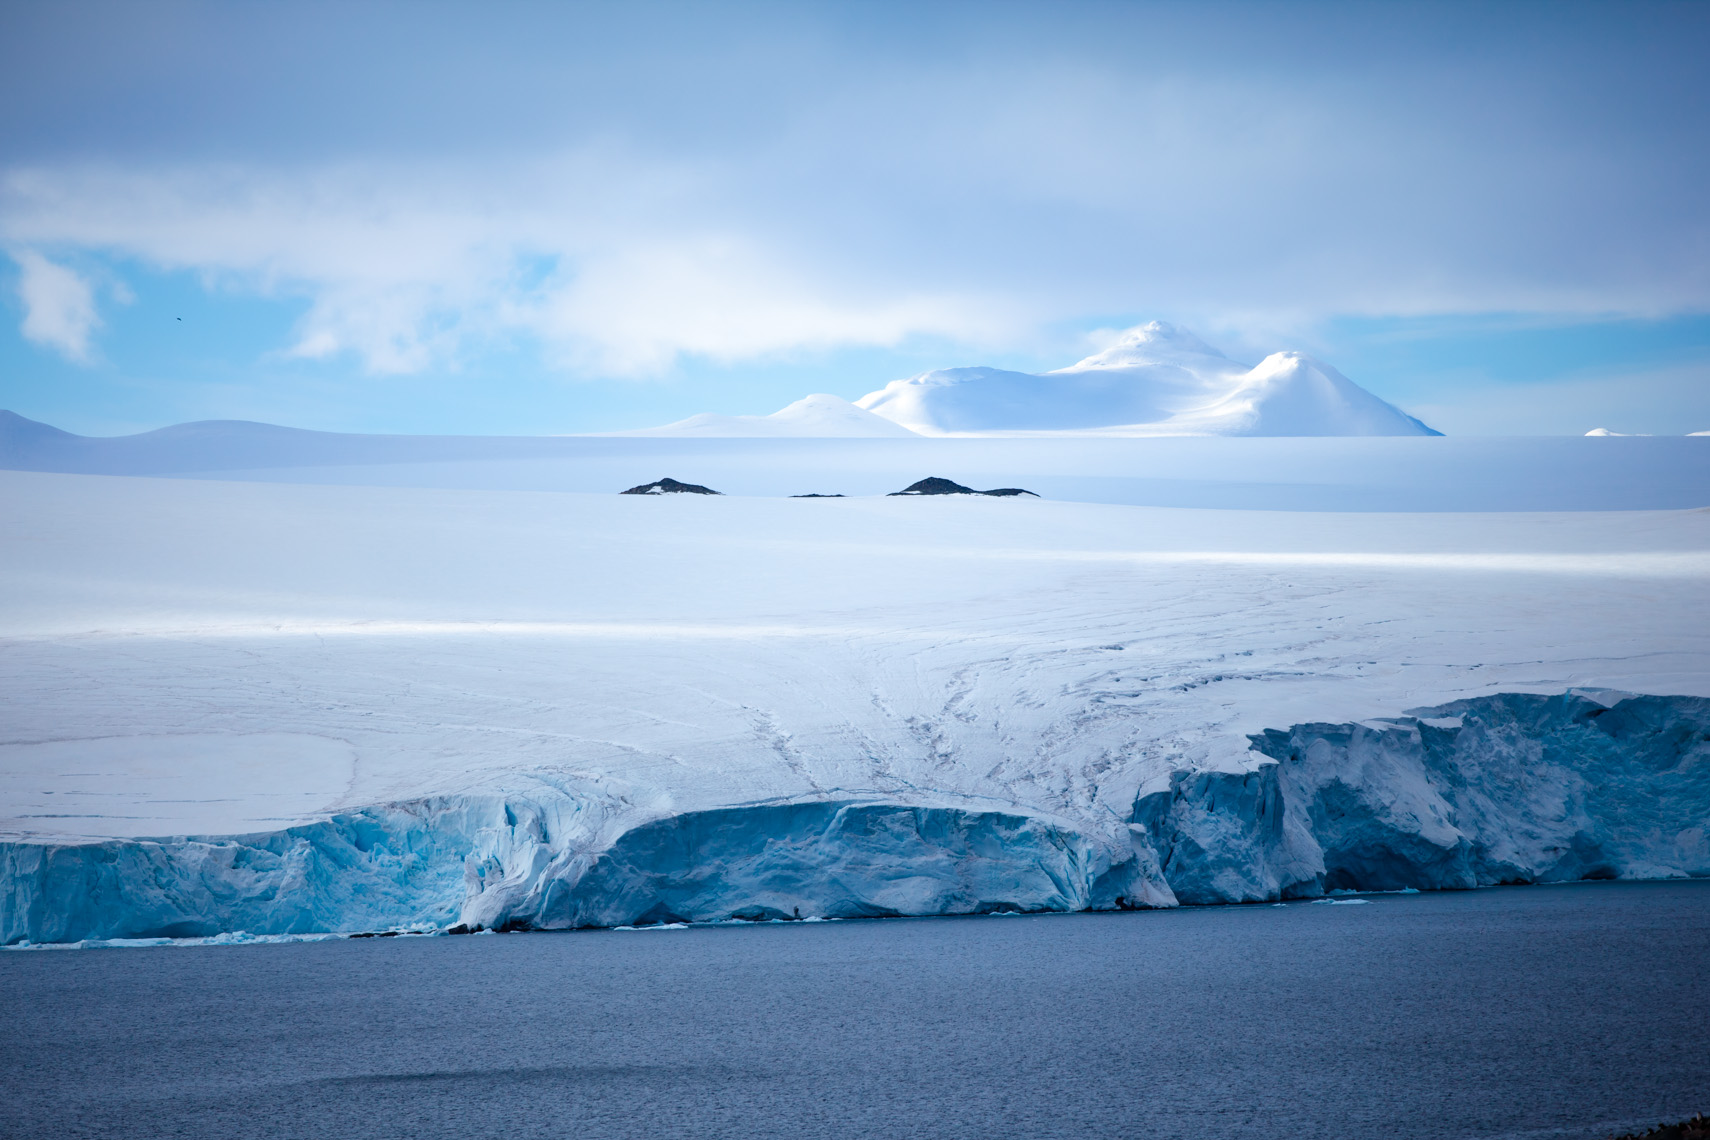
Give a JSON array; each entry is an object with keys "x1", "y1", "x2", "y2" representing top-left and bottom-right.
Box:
[
  {"x1": 10, "y1": 249, "x2": 99, "y2": 362},
  {"x1": 0, "y1": 159, "x2": 1021, "y2": 378},
  {"x1": 1, "y1": 9, "x2": 1705, "y2": 380}
]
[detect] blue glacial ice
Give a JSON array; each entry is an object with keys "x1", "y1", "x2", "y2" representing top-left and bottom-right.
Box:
[
  {"x1": 1132, "y1": 692, "x2": 1710, "y2": 904},
  {"x1": 3, "y1": 692, "x2": 1707, "y2": 944},
  {"x1": 1, "y1": 799, "x2": 1157, "y2": 944}
]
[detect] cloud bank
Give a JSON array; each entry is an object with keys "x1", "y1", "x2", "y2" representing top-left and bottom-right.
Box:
[{"x1": 2, "y1": 2, "x2": 1706, "y2": 377}]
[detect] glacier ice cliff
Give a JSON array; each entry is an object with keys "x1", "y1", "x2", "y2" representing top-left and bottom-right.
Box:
[
  {"x1": 1134, "y1": 692, "x2": 1710, "y2": 903},
  {"x1": 4, "y1": 692, "x2": 1707, "y2": 944},
  {"x1": 0, "y1": 799, "x2": 1159, "y2": 944}
]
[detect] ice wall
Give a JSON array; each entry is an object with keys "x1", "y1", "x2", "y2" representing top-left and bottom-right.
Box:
[
  {"x1": 0, "y1": 797, "x2": 515, "y2": 944},
  {"x1": 0, "y1": 799, "x2": 1156, "y2": 944},
  {"x1": 1133, "y1": 693, "x2": 1710, "y2": 903},
  {"x1": 5, "y1": 693, "x2": 1707, "y2": 944},
  {"x1": 469, "y1": 802, "x2": 1159, "y2": 932}
]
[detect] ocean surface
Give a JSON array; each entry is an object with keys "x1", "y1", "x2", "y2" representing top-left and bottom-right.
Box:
[{"x1": 4, "y1": 882, "x2": 1708, "y2": 1140}]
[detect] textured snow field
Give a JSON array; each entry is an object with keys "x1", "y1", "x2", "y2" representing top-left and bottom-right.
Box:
[{"x1": 3, "y1": 468, "x2": 1706, "y2": 851}]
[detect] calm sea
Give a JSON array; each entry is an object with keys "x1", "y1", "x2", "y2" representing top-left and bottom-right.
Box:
[{"x1": 4, "y1": 882, "x2": 1707, "y2": 1140}]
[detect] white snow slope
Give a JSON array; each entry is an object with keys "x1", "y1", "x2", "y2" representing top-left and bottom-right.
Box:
[
  {"x1": 2, "y1": 470, "x2": 1707, "y2": 942},
  {"x1": 621, "y1": 394, "x2": 919, "y2": 437},
  {"x1": 856, "y1": 322, "x2": 1440, "y2": 436}
]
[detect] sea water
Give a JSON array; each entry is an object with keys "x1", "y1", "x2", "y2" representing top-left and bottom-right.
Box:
[{"x1": 3, "y1": 882, "x2": 1707, "y2": 1140}]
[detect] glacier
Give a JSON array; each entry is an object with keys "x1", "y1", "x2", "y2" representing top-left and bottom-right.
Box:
[
  {"x1": 1, "y1": 469, "x2": 1706, "y2": 945},
  {"x1": 5, "y1": 692, "x2": 1706, "y2": 944}
]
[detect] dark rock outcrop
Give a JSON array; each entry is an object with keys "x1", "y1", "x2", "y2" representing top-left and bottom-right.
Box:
[
  {"x1": 620, "y1": 478, "x2": 721, "y2": 495},
  {"x1": 790, "y1": 493, "x2": 846, "y2": 498},
  {"x1": 888, "y1": 477, "x2": 1038, "y2": 498}
]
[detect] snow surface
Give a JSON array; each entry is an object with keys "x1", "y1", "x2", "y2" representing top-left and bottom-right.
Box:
[
  {"x1": 1, "y1": 469, "x2": 1707, "y2": 941},
  {"x1": 6, "y1": 410, "x2": 1710, "y2": 511},
  {"x1": 854, "y1": 322, "x2": 1440, "y2": 436},
  {"x1": 619, "y1": 394, "x2": 919, "y2": 438}
]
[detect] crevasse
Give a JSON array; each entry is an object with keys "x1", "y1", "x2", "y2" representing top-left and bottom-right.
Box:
[{"x1": 4, "y1": 692, "x2": 1706, "y2": 944}]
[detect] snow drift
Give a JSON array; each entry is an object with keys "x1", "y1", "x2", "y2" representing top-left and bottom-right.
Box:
[
  {"x1": 855, "y1": 321, "x2": 1440, "y2": 436},
  {"x1": 5, "y1": 692, "x2": 1705, "y2": 944}
]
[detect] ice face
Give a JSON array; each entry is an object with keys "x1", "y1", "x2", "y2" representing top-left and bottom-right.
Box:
[
  {"x1": 0, "y1": 797, "x2": 1153, "y2": 943},
  {"x1": 1133, "y1": 693, "x2": 1710, "y2": 904},
  {"x1": 5, "y1": 693, "x2": 1707, "y2": 943}
]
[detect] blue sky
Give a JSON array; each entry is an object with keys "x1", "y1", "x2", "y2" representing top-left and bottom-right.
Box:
[{"x1": 2, "y1": 0, "x2": 1707, "y2": 436}]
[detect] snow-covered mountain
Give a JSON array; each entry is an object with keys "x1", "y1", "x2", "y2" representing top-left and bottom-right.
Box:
[
  {"x1": 622, "y1": 394, "x2": 918, "y2": 437},
  {"x1": 855, "y1": 321, "x2": 1440, "y2": 436}
]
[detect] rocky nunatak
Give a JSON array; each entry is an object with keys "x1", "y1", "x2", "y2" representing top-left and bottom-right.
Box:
[
  {"x1": 621, "y1": 478, "x2": 722, "y2": 495},
  {"x1": 889, "y1": 477, "x2": 1038, "y2": 497}
]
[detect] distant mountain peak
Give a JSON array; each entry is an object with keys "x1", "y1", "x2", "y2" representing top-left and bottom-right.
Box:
[
  {"x1": 854, "y1": 321, "x2": 1438, "y2": 437},
  {"x1": 1061, "y1": 321, "x2": 1228, "y2": 372}
]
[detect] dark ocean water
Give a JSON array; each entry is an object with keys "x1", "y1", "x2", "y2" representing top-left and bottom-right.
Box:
[{"x1": 3, "y1": 882, "x2": 1708, "y2": 1140}]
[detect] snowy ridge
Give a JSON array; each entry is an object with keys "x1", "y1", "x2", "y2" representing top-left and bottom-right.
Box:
[
  {"x1": 5, "y1": 693, "x2": 1705, "y2": 943},
  {"x1": 855, "y1": 321, "x2": 1439, "y2": 436}
]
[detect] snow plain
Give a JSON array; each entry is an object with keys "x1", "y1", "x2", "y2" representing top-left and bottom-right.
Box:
[
  {"x1": 6, "y1": 410, "x2": 1709, "y2": 511},
  {"x1": 2, "y1": 462, "x2": 1707, "y2": 941}
]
